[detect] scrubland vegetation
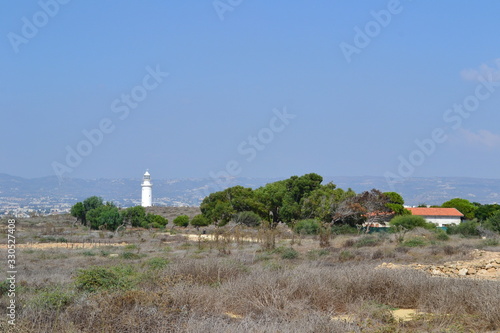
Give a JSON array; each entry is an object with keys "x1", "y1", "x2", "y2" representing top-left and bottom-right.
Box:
[{"x1": 1, "y1": 212, "x2": 500, "y2": 333}]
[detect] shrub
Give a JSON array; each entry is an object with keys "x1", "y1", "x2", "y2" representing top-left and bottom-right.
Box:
[
  {"x1": 147, "y1": 213, "x2": 168, "y2": 227},
  {"x1": 191, "y1": 214, "x2": 210, "y2": 229},
  {"x1": 75, "y1": 265, "x2": 135, "y2": 293},
  {"x1": 339, "y1": 250, "x2": 355, "y2": 261},
  {"x1": 146, "y1": 257, "x2": 169, "y2": 270},
  {"x1": 355, "y1": 236, "x2": 381, "y2": 247},
  {"x1": 331, "y1": 224, "x2": 358, "y2": 235},
  {"x1": 281, "y1": 247, "x2": 299, "y2": 259},
  {"x1": 389, "y1": 215, "x2": 436, "y2": 230},
  {"x1": 294, "y1": 219, "x2": 321, "y2": 235},
  {"x1": 482, "y1": 238, "x2": 499, "y2": 247},
  {"x1": 0, "y1": 280, "x2": 10, "y2": 296},
  {"x1": 484, "y1": 211, "x2": 500, "y2": 233},
  {"x1": 233, "y1": 211, "x2": 261, "y2": 227},
  {"x1": 446, "y1": 220, "x2": 480, "y2": 237},
  {"x1": 121, "y1": 252, "x2": 141, "y2": 260},
  {"x1": 123, "y1": 244, "x2": 137, "y2": 250},
  {"x1": 173, "y1": 215, "x2": 190, "y2": 227},
  {"x1": 121, "y1": 206, "x2": 146, "y2": 227},
  {"x1": 31, "y1": 289, "x2": 73, "y2": 311},
  {"x1": 150, "y1": 222, "x2": 163, "y2": 229},
  {"x1": 435, "y1": 229, "x2": 450, "y2": 241},
  {"x1": 402, "y1": 237, "x2": 427, "y2": 247}
]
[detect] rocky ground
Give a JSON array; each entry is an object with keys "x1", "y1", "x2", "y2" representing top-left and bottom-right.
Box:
[{"x1": 380, "y1": 249, "x2": 500, "y2": 280}]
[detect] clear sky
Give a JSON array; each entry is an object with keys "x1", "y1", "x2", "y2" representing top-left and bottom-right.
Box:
[{"x1": 1, "y1": 1, "x2": 500, "y2": 182}]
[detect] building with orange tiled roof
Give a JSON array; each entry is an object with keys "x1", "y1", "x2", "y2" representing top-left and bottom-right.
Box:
[{"x1": 407, "y1": 207, "x2": 464, "y2": 227}]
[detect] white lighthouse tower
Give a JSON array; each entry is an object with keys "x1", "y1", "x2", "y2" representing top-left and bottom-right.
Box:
[{"x1": 141, "y1": 170, "x2": 152, "y2": 207}]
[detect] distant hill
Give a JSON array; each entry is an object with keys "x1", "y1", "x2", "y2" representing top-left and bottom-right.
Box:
[{"x1": 0, "y1": 173, "x2": 499, "y2": 209}]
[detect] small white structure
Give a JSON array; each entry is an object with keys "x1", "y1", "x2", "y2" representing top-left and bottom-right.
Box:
[
  {"x1": 407, "y1": 207, "x2": 463, "y2": 227},
  {"x1": 141, "y1": 170, "x2": 152, "y2": 207}
]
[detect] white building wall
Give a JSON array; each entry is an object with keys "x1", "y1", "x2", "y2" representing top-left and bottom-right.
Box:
[{"x1": 424, "y1": 216, "x2": 461, "y2": 227}]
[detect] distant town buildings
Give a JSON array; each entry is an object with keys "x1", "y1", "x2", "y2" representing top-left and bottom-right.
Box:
[{"x1": 141, "y1": 170, "x2": 153, "y2": 207}]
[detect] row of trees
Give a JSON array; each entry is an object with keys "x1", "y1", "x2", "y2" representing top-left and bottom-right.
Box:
[
  {"x1": 200, "y1": 173, "x2": 407, "y2": 227},
  {"x1": 69, "y1": 174, "x2": 500, "y2": 234},
  {"x1": 70, "y1": 196, "x2": 167, "y2": 230}
]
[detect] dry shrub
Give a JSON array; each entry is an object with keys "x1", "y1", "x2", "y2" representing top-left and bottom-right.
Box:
[
  {"x1": 182, "y1": 312, "x2": 359, "y2": 333},
  {"x1": 164, "y1": 258, "x2": 247, "y2": 285}
]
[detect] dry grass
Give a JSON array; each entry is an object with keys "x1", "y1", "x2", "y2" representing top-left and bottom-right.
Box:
[{"x1": 1, "y1": 214, "x2": 500, "y2": 332}]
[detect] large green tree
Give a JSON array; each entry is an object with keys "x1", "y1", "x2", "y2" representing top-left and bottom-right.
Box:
[
  {"x1": 442, "y1": 198, "x2": 477, "y2": 220},
  {"x1": 474, "y1": 203, "x2": 500, "y2": 222},
  {"x1": 200, "y1": 185, "x2": 265, "y2": 226},
  {"x1": 121, "y1": 206, "x2": 147, "y2": 227},
  {"x1": 384, "y1": 192, "x2": 410, "y2": 216},
  {"x1": 86, "y1": 203, "x2": 123, "y2": 230},
  {"x1": 70, "y1": 196, "x2": 104, "y2": 226},
  {"x1": 255, "y1": 173, "x2": 323, "y2": 224},
  {"x1": 300, "y1": 183, "x2": 355, "y2": 222}
]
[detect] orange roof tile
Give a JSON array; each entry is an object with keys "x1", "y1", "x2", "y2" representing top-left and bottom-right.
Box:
[{"x1": 407, "y1": 207, "x2": 464, "y2": 217}]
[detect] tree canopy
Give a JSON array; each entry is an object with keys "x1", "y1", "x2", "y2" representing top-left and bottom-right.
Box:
[{"x1": 442, "y1": 198, "x2": 477, "y2": 220}]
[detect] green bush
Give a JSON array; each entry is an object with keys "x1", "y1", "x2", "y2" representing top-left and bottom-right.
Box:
[
  {"x1": 446, "y1": 220, "x2": 479, "y2": 237},
  {"x1": 173, "y1": 215, "x2": 190, "y2": 227},
  {"x1": 482, "y1": 238, "x2": 499, "y2": 247},
  {"x1": 233, "y1": 211, "x2": 261, "y2": 227},
  {"x1": 147, "y1": 213, "x2": 168, "y2": 227},
  {"x1": 484, "y1": 211, "x2": 500, "y2": 233},
  {"x1": 191, "y1": 214, "x2": 210, "y2": 228},
  {"x1": 355, "y1": 236, "x2": 381, "y2": 247},
  {"x1": 294, "y1": 219, "x2": 321, "y2": 235},
  {"x1": 146, "y1": 257, "x2": 169, "y2": 270},
  {"x1": 402, "y1": 237, "x2": 427, "y2": 247},
  {"x1": 331, "y1": 224, "x2": 358, "y2": 235},
  {"x1": 0, "y1": 280, "x2": 10, "y2": 296},
  {"x1": 435, "y1": 229, "x2": 450, "y2": 241},
  {"x1": 389, "y1": 215, "x2": 436, "y2": 230},
  {"x1": 120, "y1": 252, "x2": 141, "y2": 260},
  {"x1": 281, "y1": 247, "x2": 299, "y2": 259},
  {"x1": 31, "y1": 289, "x2": 73, "y2": 311},
  {"x1": 339, "y1": 250, "x2": 355, "y2": 261},
  {"x1": 75, "y1": 265, "x2": 135, "y2": 293}
]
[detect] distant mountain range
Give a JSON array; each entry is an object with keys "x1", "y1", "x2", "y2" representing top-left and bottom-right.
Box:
[{"x1": 1, "y1": 173, "x2": 499, "y2": 208}]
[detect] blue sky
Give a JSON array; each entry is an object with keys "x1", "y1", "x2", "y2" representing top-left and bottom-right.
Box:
[{"x1": 1, "y1": 1, "x2": 500, "y2": 183}]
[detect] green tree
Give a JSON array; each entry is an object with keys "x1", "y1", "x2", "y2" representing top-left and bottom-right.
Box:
[
  {"x1": 474, "y1": 204, "x2": 500, "y2": 222},
  {"x1": 70, "y1": 196, "x2": 104, "y2": 226},
  {"x1": 301, "y1": 183, "x2": 355, "y2": 222},
  {"x1": 255, "y1": 173, "x2": 323, "y2": 224},
  {"x1": 83, "y1": 196, "x2": 104, "y2": 213},
  {"x1": 200, "y1": 185, "x2": 265, "y2": 226},
  {"x1": 173, "y1": 215, "x2": 190, "y2": 227},
  {"x1": 86, "y1": 203, "x2": 123, "y2": 230},
  {"x1": 121, "y1": 206, "x2": 147, "y2": 227},
  {"x1": 146, "y1": 213, "x2": 168, "y2": 228},
  {"x1": 190, "y1": 214, "x2": 210, "y2": 229},
  {"x1": 384, "y1": 192, "x2": 410, "y2": 215},
  {"x1": 294, "y1": 219, "x2": 321, "y2": 235},
  {"x1": 441, "y1": 198, "x2": 477, "y2": 220},
  {"x1": 70, "y1": 202, "x2": 86, "y2": 225},
  {"x1": 389, "y1": 215, "x2": 436, "y2": 230},
  {"x1": 484, "y1": 210, "x2": 500, "y2": 233},
  {"x1": 233, "y1": 211, "x2": 261, "y2": 227}
]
